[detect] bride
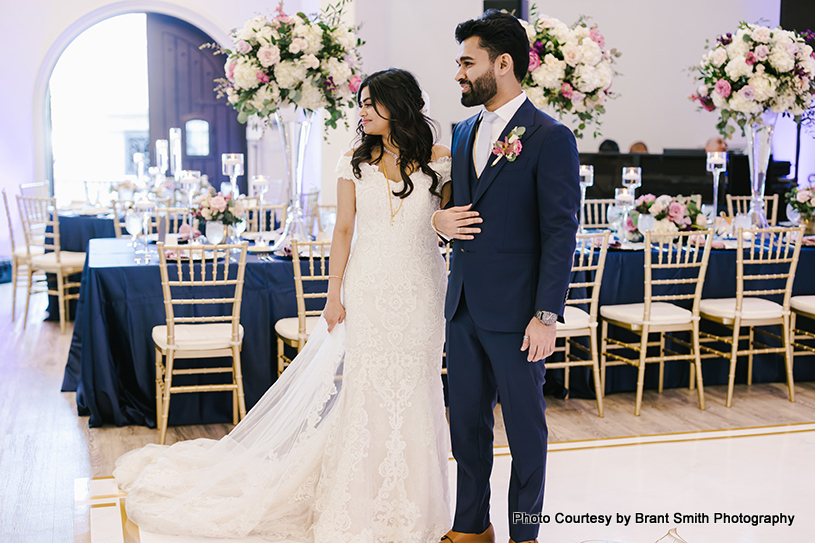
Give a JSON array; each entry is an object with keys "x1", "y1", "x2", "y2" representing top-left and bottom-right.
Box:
[{"x1": 113, "y1": 68, "x2": 454, "y2": 543}]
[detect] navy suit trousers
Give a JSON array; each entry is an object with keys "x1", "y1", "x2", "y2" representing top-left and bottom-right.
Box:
[{"x1": 447, "y1": 291, "x2": 548, "y2": 541}]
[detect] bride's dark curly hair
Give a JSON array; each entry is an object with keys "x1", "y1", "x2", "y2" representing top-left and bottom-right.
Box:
[{"x1": 351, "y1": 69, "x2": 442, "y2": 198}]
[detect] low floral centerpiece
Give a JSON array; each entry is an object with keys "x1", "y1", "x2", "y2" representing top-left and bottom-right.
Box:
[
  {"x1": 625, "y1": 194, "x2": 708, "y2": 241},
  {"x1": 690, "y1": 23, "x2": 815, "y2": 138},
  {"x1": 193, "y1": 191, "x2": 246, "y2": 226},
  {"x1": 518, "y1": 8, "x2": 620, "y2": 138},
  {"x1": 786, "y1": 183, "x2": 815, "y2": 233},
  {"x1": 205, "y1": 0, "x2": 364, "y2": 130}
]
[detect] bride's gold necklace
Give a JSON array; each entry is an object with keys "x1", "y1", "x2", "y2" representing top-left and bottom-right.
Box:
[{"x1": 381, "y1": 150, "x2": 403, "y2": 226}]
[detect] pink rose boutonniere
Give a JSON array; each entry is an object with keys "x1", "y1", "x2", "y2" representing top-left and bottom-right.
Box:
[{"x1": 491, "y1": 126, "x2": 526, "y2": 166}]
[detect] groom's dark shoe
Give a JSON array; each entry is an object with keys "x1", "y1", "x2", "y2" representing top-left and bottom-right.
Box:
[{"x1": 440, "y1": 523, "x2": 495, "y2": 543}]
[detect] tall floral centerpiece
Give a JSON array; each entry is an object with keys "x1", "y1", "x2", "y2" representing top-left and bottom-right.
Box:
[
  {"x1": 690, "y1": 23, "x2": 815, "y2": 227},
  {"x1": 518, "y1": 9, "x2": 620, "y2": 138},
  {"x1": 206, "y1": 0, "x2": 364, "y2": 250}
]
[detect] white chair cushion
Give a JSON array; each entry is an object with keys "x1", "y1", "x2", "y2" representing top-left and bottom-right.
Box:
[
  {"x1": 152, "y1": 323, "x2": 244, "y2": 351},
  {"x1": 30, "y1": 251, "x2": 86, "y2": 270},
  {"x1": 699, "y1": 298, "x2": 783, "y2": 321},
  {"x1": 600, "y1": 302, "x2": 693, "y2": 325},
  {"x1": 275, "y1": 316, "x2": 321, "y2": 341},
  {"x1": 14, "y1": 246, "x2": 45, "y2": 259},
  {"x1": 791, "y1": 296, "x2": 815, "y2": 317},
  {"x1": 559, "y1": 306, "x2": 591, "y2": 331}
]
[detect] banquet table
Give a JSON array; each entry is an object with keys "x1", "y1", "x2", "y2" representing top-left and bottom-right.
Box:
[
  {"x1": 62, "y1": 239, "x2": 815, "y2": 428},
  {"x1": 61, "y1": 238, "x2": 324, "y2": 427},
  {"x1": 46, "y1": 212, "x2": 116, "y2": 321}
]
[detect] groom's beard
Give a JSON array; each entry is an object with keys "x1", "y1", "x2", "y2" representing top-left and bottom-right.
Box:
[{"x1": 460, "y1": 69, "x2": 497, "y2": 107}]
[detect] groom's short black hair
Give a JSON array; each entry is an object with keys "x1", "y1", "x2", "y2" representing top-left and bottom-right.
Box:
[{"x1": 455, "y1": 10, "x2": 529, "y2": 83}]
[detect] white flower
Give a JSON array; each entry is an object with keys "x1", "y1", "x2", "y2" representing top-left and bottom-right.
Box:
[
  {"x1": 519, "y1": 19, "x2": 537, "y2": 43},
  {"x1": 595, "y1": 61, "x2": 613, "y2": 89},
  {"x1": 726, "y1": 36, "x2": 750, "y2": 58},
  {"x1": 526, "y1": 85, "x2": 547, "y2": 109},
  {"x1": 257, "y1": 45, "x2": 280, "y2": 68},
  {"x1": 551, "y1": 22, "x2": 576, "y2": 46},
  {"x1": 531, "y1": 55, "x2": 566, "y2": 89},
  {"x1": 249, "y1": 82, "x2": 280, "y2": 112},
  {"x1": 797, "y1": 190, "x2": 812, "y2": 203},
  {"x1": 232, "y1": 59, "x2": 261, "y2": 90},
  {"x1": 325, "y1": 57, "x2": 352, "y2": 84},
  {"x1": 293, "y1": 22, "x2": 324, "y2": 55},
  {"x1": 332, "y1": 26, "x2": 356, "y2": 51},
  {"x1": 255, "y1": 25, "x2": 279, "y2": 44},
  {"x1": 579, "y1": 39, "x2": 602, "y2": 66},
  {"x1": 770, "y1": 90, "x2": 797, "y2": 113},
  {"x1": 696, "y1": 214, "x2": 709, "y2": 227},
  {"x1": 710, "y1": 47, "x2": 728, "y2": 67},
  {"x1": 562, "y1": 45, "x2": 582, "y2": 67},
  {"x1": 800, "y1": 44, "x2": 814, "y2": 60},
  {"x1": 769, "y1": 47, "x2": 795, "y2": 72},
  {"x1": 697, "y1": 84, "x2": 710, "y2": 97},
  {"x1": 301, "y1": 54, "x2": 320, "y2": 70},
  {"x1": 296, "y1": 78, "x2": 327, "y2": 110},
  {"x1": 274, "y1": 60, "x2": 307, "y2": 89},
  {"x1": 711, "y1": 91, "x2": 728, "y2": 109},
  {"x1": 728, "y1": 90, "x2": 762, "y2": 114},
  {"x1": 747, "y1": 73, "x2": 777, "y2": 102},
  {"x1": 574, "y1": 65, "x2": 601, "y2": 93},
  {"x1": 289, "y1": 37, "x2": 308, "y2": 54},
  {"x1": 226, "y1": 87, "x2": 240, "y2": 104},
  {"x1": 800, "y1": 56, "x2": 815, "y2": 76},
  {"x1": 574, "y1": 25, "x2": 590, "y2": 40},
  {"x1": 751, "y1": 26, "x2": 772, "y2": 43},
  {"x1": 724, "y1": 55, "x2": 754, "y2": 79},
  {"x1": 536, "y1": 16, "x2": 557, "y2": 30},
  {"x1": 236, "y1": 16, "x2": 267, "y2": 42},
  {"x1": 653, "y1": 219, "x2": 679, "y2": 236}
]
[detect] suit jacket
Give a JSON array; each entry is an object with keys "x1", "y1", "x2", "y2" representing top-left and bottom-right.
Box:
[{"x1": 445, "y1": 98, "x2": 580, "y2": 333}]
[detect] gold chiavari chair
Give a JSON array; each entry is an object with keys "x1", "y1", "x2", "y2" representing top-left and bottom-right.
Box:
[
  {"x1": 19, "y1": 181, "x2": 50, "y2": 198},
  {"x1": 789, "y1": 294, "x2": 815, "y2": 399},
  {"x1": 726, "y1": 194, "x2": 779, "y2": 226},
  {"x1": 275, "y1": 240, "x2": 331, "y2": 376},
  {"x1": 111, "y1": 199, "x2": 134, "y2": 238},
  {"x1": 153, "y1": 241, "x2": 249, "y2": 444},
  {"x1": 157, "y1": 207, "x2": 193, "y2": 235},
  {"x1": 699, "y1": 226, "x2": 803, "y2": 407},
  {"x1": 301, "y1": 190, "x2": 320, "y2": 235},
  {"x1": 548, "y1": 231, "x2": 610, "y2": 417},
  {"x1": 601, "y1": 230, "x2": 713, "y2": 415},
  {"x1": 249, "y1": 177, "x2": 285, "y2": 204},
  {"x1": 583, "y1": 198, "x2": 615, "y2": 229},
  {"x1": 16, "y1": 195, "x2": 86, "y2": 333},
  {"x1": 315, "y1": 204, "x2": 337, "y2": 234},
  {"x1": 3, "y1": 189, "x2": 45, "y2": 320}
]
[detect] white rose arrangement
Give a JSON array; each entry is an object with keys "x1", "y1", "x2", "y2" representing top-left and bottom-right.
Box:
[
  {"x1": 690, "y1": 23, "x2": 815, "y2": 138},
  {"x1": 203, "y1": 0, "x2": 364, "y2": 131},
  {"x1": 519, "y1": 8, "x2": 620, "y2": 138}
]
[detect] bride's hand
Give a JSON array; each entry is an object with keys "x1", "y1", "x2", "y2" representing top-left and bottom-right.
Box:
[{"x1": 324, "y1": 298, "x2": 346, "y2": 332}]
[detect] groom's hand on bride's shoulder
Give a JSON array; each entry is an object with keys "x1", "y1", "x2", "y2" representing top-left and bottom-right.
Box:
[
  {"x1": 434, "y1": 204, "x2": 482, "y2": 240},
  {"x1": 521, "y1": 317, "x2": 557, "y2": 362}
]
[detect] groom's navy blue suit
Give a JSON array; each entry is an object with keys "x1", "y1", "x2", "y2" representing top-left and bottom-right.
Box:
[{"x1": 446, "y1": 98, "x2": 579, "y2": 541}]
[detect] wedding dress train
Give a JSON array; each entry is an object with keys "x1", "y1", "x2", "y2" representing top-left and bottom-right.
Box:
[{"x1": 113, "y1": 155, "x2": 453, "y2": 542}]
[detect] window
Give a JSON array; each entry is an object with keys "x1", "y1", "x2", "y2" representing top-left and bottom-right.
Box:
[{"x1": 185, "y1": 119, "x2": 210, "y2": 156}]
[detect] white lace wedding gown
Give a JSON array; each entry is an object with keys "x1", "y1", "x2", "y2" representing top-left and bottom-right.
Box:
[{"x1": 113, "y1": 155, "x2": 452, "y2": 543}]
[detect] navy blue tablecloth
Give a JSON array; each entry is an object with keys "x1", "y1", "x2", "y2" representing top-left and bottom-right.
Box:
[
  {"x1": 46, "y1": 213, "x2": 116, "y2": 321},
  {"x1": 62, "y1": 239, "x2": 323, "y2": 427},
  {"x1": 559, "y1": 246, "x2": 815, "y2": 400}
]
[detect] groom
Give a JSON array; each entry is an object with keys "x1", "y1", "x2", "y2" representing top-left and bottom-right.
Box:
[{"x1": 433, "y1": 10, "x2": 580, "y2": 543}]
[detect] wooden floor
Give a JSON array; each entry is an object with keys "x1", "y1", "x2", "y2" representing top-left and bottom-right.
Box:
[{"x1": 1, "y1": 282, "x2": 815, "y2": 541}]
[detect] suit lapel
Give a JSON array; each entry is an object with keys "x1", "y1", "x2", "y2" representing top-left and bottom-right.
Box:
[
  {"x1": 472, "y1": 99, "x2": 541, "y2": 206},
  {"x1": 453, "y1": 115, "x2": 479, "y2": 204}
]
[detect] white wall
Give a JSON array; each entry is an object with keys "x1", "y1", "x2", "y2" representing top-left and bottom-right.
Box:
[{"x1": 3, "y1": 0, "x2": 812, "y2": 255}]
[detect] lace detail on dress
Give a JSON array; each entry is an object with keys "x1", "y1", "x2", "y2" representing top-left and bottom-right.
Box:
[{"x1": 114, "y1": 154, "x2": 452, "y2": 543}]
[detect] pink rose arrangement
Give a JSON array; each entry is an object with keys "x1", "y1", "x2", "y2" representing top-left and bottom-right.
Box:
[
  {"x1": 518, "y1": 8, "x2": 620, "y2": 138},
  {"x1": 204, "y1": 1, "x2": 365, "y2": 132},
  {"x1": 626, "y1": 194, "x2": 707, "y2": 241},
  {"x1": 690, "y1": 22, "x2": 815, "y2": 138},
  {"x1": 786, "y1": 183, "x2": 815, "y2": 221},
  {"x1": 193, "y1": 190, "x2": 246, "y2": 226}
]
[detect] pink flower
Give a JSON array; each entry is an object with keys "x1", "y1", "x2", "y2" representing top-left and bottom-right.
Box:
[
  {"x1": 745, "y1": 52, "x2": 756, "y2": 66},
  {"x1": 625, "y1": 216, "x2": 637, "y2": 232},
  {"x1": 571, "y1": 91, "x2": 585, "y2": 104},
  {"x1": 754, "y1": 45, "x2": 770, "y2": 61},
  {"x1": 236, "y1": 40, "x2": 252, "y2": 54},
  {"x1": 289, "y1": 37, "x2": 308, "y2": 54},
  {"x1": 528, "y1": 51, "x2": 541, "y2": 72},
  {"x1": 510, "y1": 139, "x2": 522, "y2": 155},
  {"x1": 636, "y1": 194, "x2": 656, "y2": 207},
  {"x1": 561, "y1": 82, "x2": 573, "y2": 98},
  {"x1": 257, "y1": 45, "x2": 280, "y2": 67},
  {"x1": 714, "y1": 79, "x2": 731, "y2": 98},
  {"x1": 210, "y1": 195, "x2": 227, "y2": 213},
  {"x1": 227, "y1": 60, "x2": 236, "y2": 80},
  {"x1": 257, "y1": 71, "x2": 270, "y2": 83},
  {"x1": 668, "y1": 201, "x2": 686, "y2": 221},
  {"x1": 590, "y1": 27, "x2": 605, "y2": 49},
  {"x1": 740, "y1": 85, "x2": 756, "y2": 101},
  {"x1": 349, "y1": 75, "x2": 362, "y2": 94}
]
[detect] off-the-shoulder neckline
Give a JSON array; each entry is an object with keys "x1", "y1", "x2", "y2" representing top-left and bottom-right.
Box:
[{"x1": 342, "y1": 154, "x2": 451, "y2": 166}]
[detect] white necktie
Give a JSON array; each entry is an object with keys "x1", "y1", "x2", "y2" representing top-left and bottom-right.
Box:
[{"x1": 474, "y1": 111, "x2": 499, "y2": 177}]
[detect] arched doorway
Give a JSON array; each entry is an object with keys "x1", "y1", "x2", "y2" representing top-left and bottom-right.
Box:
[{"x1": 47, "y1": 11, "x2": 246, "y2": 204}]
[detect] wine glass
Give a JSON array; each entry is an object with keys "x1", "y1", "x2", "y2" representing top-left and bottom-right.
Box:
[
  {"x1": 578, "y1": 165, "x2": 594, "y2": 232},
  {"x1": 231, "y1": 214, "x2": 247, "y2": 253},
  {"x1": 614, "y1": 187, "x2": 635, "y2": 238},
  {"x1": 125, "y1": 209, "x2": 143, "y2": 250},
  {"x1": 622, "y1": 167, "x2": 642, "y2": 196},
  {"x1": 206, "y1": 221, "x2": 225, "y2": 245},
  {"x1": 222, "y1": 153, "x2": 245, "y2": 196}
]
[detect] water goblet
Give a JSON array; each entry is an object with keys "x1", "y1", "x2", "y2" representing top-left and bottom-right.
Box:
[
  {"x1": 614, "y1": 187, "x2": 635, "y2": 238},
  {"x1": 125, "y1": 210, "x2": 143, "y2": 251},
  {"x1": 206, "y1": 221, "x2": 225, "y2": 245}
]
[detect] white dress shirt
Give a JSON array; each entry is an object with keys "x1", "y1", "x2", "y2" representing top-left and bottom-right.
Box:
[{"x1": 473, "y1": 90, "x2": 527, "y2": 174}]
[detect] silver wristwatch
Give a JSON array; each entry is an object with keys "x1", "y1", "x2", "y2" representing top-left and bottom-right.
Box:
[{"x1": 535, "y1": 310, "x2": 557, "y2": 326}]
